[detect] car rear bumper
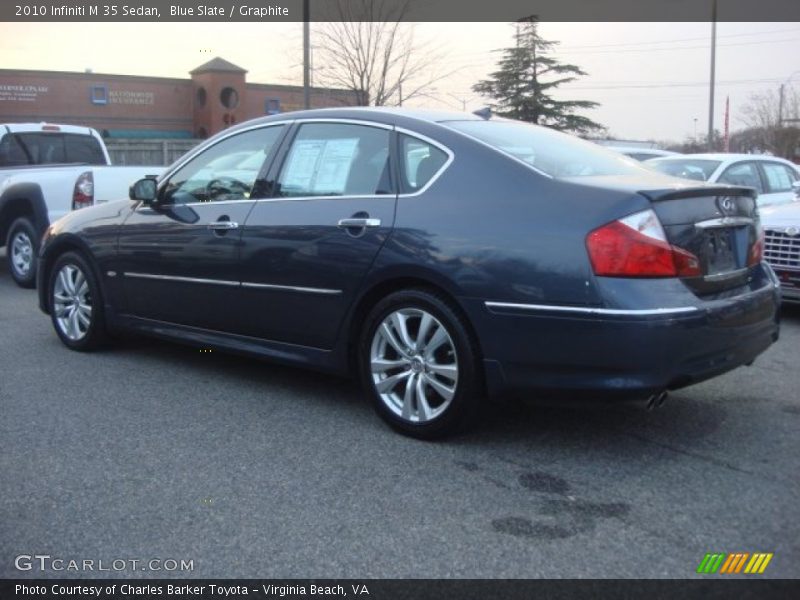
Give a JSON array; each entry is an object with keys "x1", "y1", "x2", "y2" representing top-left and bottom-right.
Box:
[{"x1": 463, "y1": 272, "x2": 781, "y2": 399}]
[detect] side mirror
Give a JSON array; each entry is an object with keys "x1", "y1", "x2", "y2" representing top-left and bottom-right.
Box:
[
  {"x1": 130, "y1": 177, "x2": 158, "y2": 204},
  {"x1": 792, "y1": 180, "x2": 800, "y2": 199}
]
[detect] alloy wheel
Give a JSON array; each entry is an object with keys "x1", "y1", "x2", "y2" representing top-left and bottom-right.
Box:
[
  {"x1": 53, "y1": 264, "x2": 93, "y2": 341},
  {"x1": 369, "y1": 308, "x2": 459, "y2": 423},
  {"x1": 10, "y1": 231, "x2": 33, "y2": 277}
]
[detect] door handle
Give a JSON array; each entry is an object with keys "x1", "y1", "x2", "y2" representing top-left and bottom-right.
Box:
[
  {"x1": 337, "y1": 218, "x2": 381, "y2": 228},
  {"x1": 207, "y1": 221, "x2": 239, "y2": 231}
]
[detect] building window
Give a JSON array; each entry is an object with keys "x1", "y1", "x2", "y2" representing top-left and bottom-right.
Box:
[
  {"x1": 90, "y1": 85, "x2": 108, "y2": 105},
  {"x1": 195, "y1": 87, "x2": 207, "y2": 108},
  {"x1": 265, "y1": 98, "x2": 281, "y2": 115},
  {"x1": 220, "y1": 87, "x2": 239, "y2": 109}
]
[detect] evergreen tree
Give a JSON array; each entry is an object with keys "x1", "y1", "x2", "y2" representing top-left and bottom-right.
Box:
[{"x1": 473, "y1": 20, "x2": 604, "y2": 135}]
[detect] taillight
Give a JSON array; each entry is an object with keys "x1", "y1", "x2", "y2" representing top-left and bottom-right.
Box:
[
  {"x1": 586, "y1": 209, "x2": 701, "y2": 278},
  {"x1": 748, "y1": 225, "x2": 764, "y2": 266},
  {"x1": 72, "y1": 171, "x2": 94, "y2": 210}
]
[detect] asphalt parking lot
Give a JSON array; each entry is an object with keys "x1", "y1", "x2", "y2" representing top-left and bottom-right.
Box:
[{"x1": 1, "y1": 251, "x2": 798, "y2": 579}]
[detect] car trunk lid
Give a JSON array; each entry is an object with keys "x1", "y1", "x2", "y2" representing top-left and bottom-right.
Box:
[{"x1": 639, "y1": 185, "x2": 760, "y2": 295}]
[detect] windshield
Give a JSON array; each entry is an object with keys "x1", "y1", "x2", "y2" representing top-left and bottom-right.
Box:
[
  {"x1": 648, "y1": 158, "x2": 722, "y2": 182},
  {"x1": 442, "y1": 120, "x2": 646, "y2": 178}
]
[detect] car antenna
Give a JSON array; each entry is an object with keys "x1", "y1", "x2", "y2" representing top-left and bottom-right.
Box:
[{"x1": 472, "y1": 107, "x2": 492, "y2": 120}]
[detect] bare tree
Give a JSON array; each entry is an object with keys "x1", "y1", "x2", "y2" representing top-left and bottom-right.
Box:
[
  {"x1": 312, "y1": 0, "x2": 447, "y2": 106},
  {"x1": 739, "y1": 86, "x2": 800, "y2": 159}
]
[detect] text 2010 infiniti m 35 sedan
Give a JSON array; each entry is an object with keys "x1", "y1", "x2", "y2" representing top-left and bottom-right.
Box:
[{"x1": 37, "y1": 108, "x2": 781, "y2": 438}]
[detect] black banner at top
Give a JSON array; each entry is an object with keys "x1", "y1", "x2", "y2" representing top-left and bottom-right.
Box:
[{"x1": 1, "y1": 0, "x2": 799, "y2": 22}]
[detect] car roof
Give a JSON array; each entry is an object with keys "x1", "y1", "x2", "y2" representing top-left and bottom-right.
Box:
[
  {"x1": 222, "y1": 106, "x2": 484, "y2": 135},
  {"x1": 607, "y1": 147, "x2": 678, "y2": 156},
  {"x1": 3, "y1": 122, "x2": 98, "y2": 136},
  {"x1": 653, "y1": 153, "x2": 795, "y2": 164}
]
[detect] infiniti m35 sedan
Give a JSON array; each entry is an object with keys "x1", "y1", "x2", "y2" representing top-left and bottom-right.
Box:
[{"x1": 37, "y1": 108, "x2": 781, "y2": 438}]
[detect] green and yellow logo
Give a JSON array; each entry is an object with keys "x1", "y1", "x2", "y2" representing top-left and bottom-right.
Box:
[{"x1": 697, "y1": 552, "x2": 773, "y2": 574}]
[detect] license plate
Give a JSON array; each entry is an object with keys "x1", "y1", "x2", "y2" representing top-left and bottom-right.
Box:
[{"x1": 707, "y1": 229, "x2": 736, "y2": 273}]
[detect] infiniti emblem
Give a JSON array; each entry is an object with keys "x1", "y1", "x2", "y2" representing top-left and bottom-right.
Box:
[
  {"x1": 717, "y1": 197, "x2": 736, "y2": 214},
  {"x1": 786, "y1": 226, "x2": 799, "y2": 237}
]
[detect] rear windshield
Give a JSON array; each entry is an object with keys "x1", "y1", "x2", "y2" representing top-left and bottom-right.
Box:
[
  {"x1": 647, "y1": 158, "x2": 722, "y2": 182},
  {"x1": 442, "y1": 120, "x2": 645, "y2": 178},
  {"x1": 1, "y1": 132, "x2": 106, "y2": 166}
]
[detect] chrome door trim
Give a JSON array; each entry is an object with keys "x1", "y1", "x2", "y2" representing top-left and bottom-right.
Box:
[
  {"x1": 484, "y1": 301, "x2": 699, "y2": 316},
  {"x1": 695, "y1": 216, "x2": 753, "y2": 229},
  {"x1": 124, "y1": 272, "x2": 240, "y2": 287},
  {"x1": 337, "y1": 218, "x2": 381, "y2": 228},
  {"x1": 207, "y1": 221, "x2": 240, "y2": 231},
  {"x1": 240, "y1": 282, "x2": 342, "y2": 295},
  {"x1": 294, "y1": 118, "x2": 394, "y2": 130}
]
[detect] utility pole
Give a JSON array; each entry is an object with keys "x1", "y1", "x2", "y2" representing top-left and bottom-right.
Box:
[
  {"x1": 707, "y1": 0, "x2": 717, "y2": 151},
  {"x1": 303, "y1": 0, "x2": 310, "y2": 109},
  {"x1": 778, "y1": 83, "x2": 785, "y2": 126}
]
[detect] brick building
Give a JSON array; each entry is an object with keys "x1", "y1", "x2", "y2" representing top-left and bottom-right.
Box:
[{"x1": 0, "y1": 57, "x2": 358, "y2": 139}]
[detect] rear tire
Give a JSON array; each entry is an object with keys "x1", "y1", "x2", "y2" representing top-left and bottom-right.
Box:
[
  {"x1": 359, "y1": 289, "x2": 482, "y2": 439},
  {"x1": 48, "y1": 251, "x2": 107, "y2": 351},
  {"x1": 6, "y1": 217, "x2": 38, "y2": 288}
]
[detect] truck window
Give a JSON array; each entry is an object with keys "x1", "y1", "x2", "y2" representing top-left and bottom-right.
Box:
[
  {"x1": 0, "y1": 134, "x2": 30, "y2": 167},
  {"x1": 14, "y1": 133, "x2": 66, "y2": 165},
  {"x1": 64, "y1": 134, "x2": 106, "y2": 165}
]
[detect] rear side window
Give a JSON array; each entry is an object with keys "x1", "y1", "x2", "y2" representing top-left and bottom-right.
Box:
[
  {"x1": 0, "y1": 134, "x2": 30, "y2": 167},
  {"x1": 64, "y1": 134, "x2": 106, "y2": 165},
  {"x1": 761, "y1": 162, "x2": 798, "y2": 193},
  {"x1": 718, "y1": 162, "x2": 764, "y2": 193},
  {"x1": 276, "y1": 123, "x2": 392, "y2": 197},
  {"x1": 399, "y1": 134, "x2": 448, "y2": 193}
]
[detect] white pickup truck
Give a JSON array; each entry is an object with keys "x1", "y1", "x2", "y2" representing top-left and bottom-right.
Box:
[{"x1": 0, "y1": 123, "x2": 163, "y2": 287}]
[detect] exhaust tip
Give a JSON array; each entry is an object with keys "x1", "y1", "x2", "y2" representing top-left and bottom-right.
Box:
[{"x1": 647, "y1": 390, "x2": 668, "y2": 410}]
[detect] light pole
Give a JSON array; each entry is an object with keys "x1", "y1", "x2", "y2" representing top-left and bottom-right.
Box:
[
  {"x1": 303, "y1": 0, "x2": 310, "y2": 109},
  {"x1": 778, "y1": 71, "x2": 800, "y2": 126},
  {"x1": 694, "y1": 118, "x2": 698, "y2": 142},
  {"x1": 707, "y1": 0, "x2": 717, "y2": 151}
]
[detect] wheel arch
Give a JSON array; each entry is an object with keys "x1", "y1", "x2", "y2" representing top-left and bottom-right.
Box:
[
  {"x1": 0, "y1": 183, "x2": 49, "y2": 245},
  {"x1": 38, "y1": 234, "x2": 103, "y2": 314},
  {"x1": 342, "y1": 267, "x2": 485, "y2": 375}
]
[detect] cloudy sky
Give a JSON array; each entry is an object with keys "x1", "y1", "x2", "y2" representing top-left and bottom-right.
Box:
[{"x1": 1, "y1": 21, "x2": 798, "y2": 143}]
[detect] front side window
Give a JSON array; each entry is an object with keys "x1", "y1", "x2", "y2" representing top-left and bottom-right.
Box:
[
  {"x1": 276, "y1": 123, "x2": 391, "y2": 197},
  {"x1": 161, "y1": 126, "x2": 283, "y2": 204},
  {"x1": 761, "y1": 162, "x2": 798, "y2": 194},
  {"x1": 718, "y1": 162, "x2": 764, "y2": 193},
  {"x1": 399, "y1": 134, "x2": 448, "y2": 193}
]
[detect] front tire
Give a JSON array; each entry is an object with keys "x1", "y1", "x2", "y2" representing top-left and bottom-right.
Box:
[
  {"x1": 359, "y1": 289, "x2": 482, "y2": 439},
  {"x1": 6, "y1": 217, "x2": 38, "y2": 288},
  {"x1": 48, "y1": 251, "x2": 107, "y2": 351}
]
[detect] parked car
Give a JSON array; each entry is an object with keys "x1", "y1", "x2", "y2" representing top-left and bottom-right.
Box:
[
  {"x1": 36, "y1": 108, "x2": 780, "y2": 438},
  {"x1": 608, "y1": 146, "x2": 680, "y2": 162},
  {"x1": 0, "y1": 122, "x2": 163, "y2": 287},
  {"x1": 760, "y1": 201, "x2": 800, "y2": 303},
  {"x1": 647, "y1": 153, "x2": 800, "y2": 207}
]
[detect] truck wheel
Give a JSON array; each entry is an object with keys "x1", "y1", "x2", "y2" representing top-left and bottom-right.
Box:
[{"x1": 6, "y1": 217, "x2": 38, "y2": 288}]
